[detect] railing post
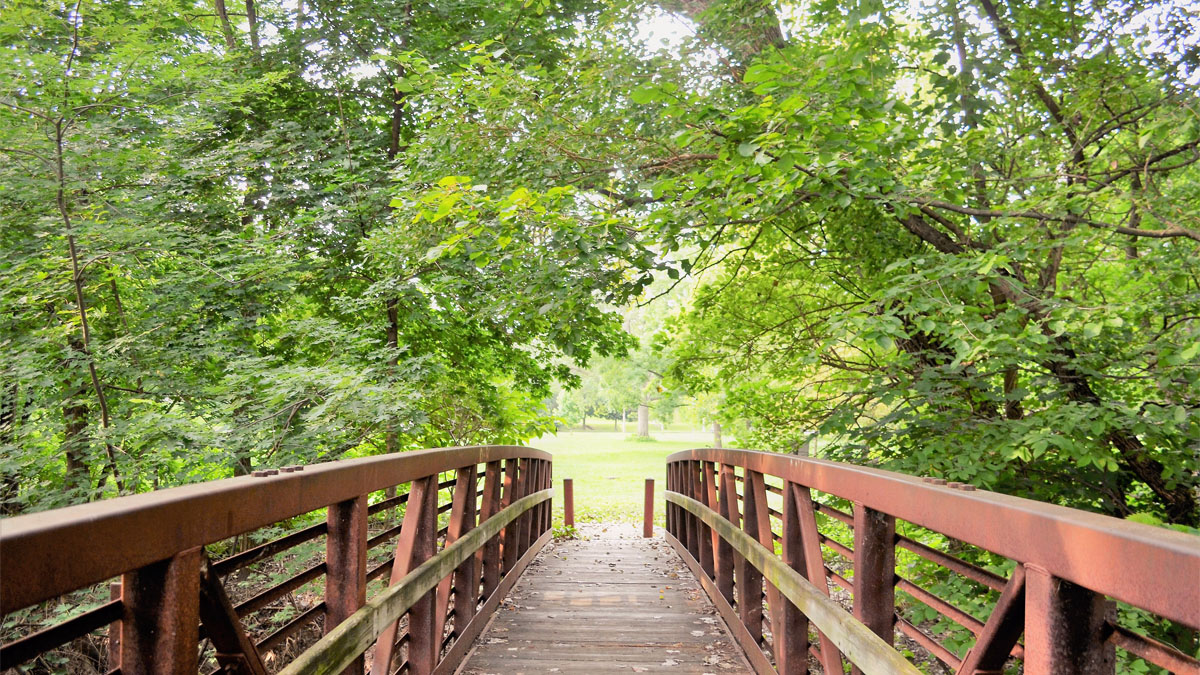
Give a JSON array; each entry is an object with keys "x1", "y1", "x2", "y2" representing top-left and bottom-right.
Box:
[
  {"x1": 697, "y1": 463, "x2": 715, "y2": 577},
  {"x1": 643, "y1": 478, "x2": 654, "y2": 537},
  {"x1": 373, "y1": 475, "x2": 438, "y2": 675},
  {"x1": 667, "y1": 461, "x2": 676, "y2": 535},
  {"x1": 563, "y1": 477, "x2": 574, "y2": 528},
  {"x1": 715, "y1": 465, "x2": 737, "y2": 605},
  {"x1": 687, "y1": 462, "x2": 704, "y2": 562},
  {"x1": 107, "y1": 581, "x2": 121, "y2": 671},
  {"x1": 700, "y1": 462, "x2": 718, "y2": 578},
  {"x1": 501, "y1": 458, "x2": 518, "y2": 573},
  {"x1": 738, "y1": 470, "x2": 766, "y2": 644},
  {"x1": 1024, "y1": 564, "x2": 1116, "y2": 674},
  {"x1": 779, "y1": 482, "x2": 809, "y2": 674},
  {"x1": 436, "y1": 465, "x2": 479, "y2": 640},
  {"x1": 326, "y1": 495, "x2": 367, "y2": 675},
  {"x1": 543, "y1": 459, "x2": 553, "y2": 534},
  {"x1": 517, "y1": 458, "x2": 535, "y2": 554},
  {"x1": 851, "y1": 503, "x2": 895, "y2": 675},
  {"x1": 119, "y1": 546, "x2": 201, "y2": 675},
  {"x1": 479, "y1": 461, "x2": 503, "y2": 601}
]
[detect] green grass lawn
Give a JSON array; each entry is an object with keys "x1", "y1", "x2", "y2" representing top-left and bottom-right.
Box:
[{"x1": 529, "y1": 429, "x2": 718, "y2": 526}]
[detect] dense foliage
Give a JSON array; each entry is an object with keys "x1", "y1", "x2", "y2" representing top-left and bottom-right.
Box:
[
  {"x1": 394, "y1": 0, "x2": 1200, "y2": 525},
  {"x1": 2, "y1": 0, "x2": 1197, "y2": 531},
  {"x1": 0, "y1": 0, "x2": 645, "y2": 512}
]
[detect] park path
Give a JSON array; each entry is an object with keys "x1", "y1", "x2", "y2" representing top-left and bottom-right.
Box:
[{"x1": 459, "y1": 524, "x2": 753, "y2": 674}]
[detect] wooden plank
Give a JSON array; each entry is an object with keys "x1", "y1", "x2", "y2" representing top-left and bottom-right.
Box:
[
  {"x1": 462, "y1": 529, "x2": 753, "y2": 675},
  {"x1": 432, "y1": 529, "x2": 551, "y2": 675},
  {"x1": 666, "y1": 534, "x2": 777, "y2": 675}
]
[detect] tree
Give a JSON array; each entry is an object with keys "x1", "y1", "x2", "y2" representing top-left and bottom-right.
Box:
[
  {"x1": 0, "y1": 0, "x2": 632, "y2": 512},
  {"x1": 396, "y1": 0, "x2": 1199, "y2": 524}
]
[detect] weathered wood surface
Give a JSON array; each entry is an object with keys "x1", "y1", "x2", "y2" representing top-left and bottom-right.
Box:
[{"x1": 461, "y1": 524, "x2": 753, "y2": 674}]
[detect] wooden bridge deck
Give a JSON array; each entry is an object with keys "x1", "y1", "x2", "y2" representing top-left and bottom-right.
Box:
[{"x1": 460, "y1": 524, "x2": 753, "y2": 674}]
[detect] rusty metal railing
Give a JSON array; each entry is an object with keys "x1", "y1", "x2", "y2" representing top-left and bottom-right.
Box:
[
  {"x1": 0, "y1": 446, "x2": 554, "y2": 675},
  {"x1": 664, "y1": 448, "x2": 1200, "y2": 675}
]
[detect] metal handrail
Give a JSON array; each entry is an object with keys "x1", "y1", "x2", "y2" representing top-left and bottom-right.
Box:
[
  {"x1": 667, "y1": 447, "x2": 1199, "y2": 625},
  {"x1": 1, "y1": 445, "x2": 547, "y2": 614},
  {"x1": 0, "y1": 446, "x2": 554, "y2": 675},
  {"x1": 664, "y1": 447, "x2": 1200, "y2": 675}
]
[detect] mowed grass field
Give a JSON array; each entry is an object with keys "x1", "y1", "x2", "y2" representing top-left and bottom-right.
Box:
[{"x1": 529, "y1": 429, "x2": 722, "y2": 526}]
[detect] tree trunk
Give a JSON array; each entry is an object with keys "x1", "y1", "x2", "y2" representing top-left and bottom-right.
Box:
[
  {"x1": 637, "y1": 404, "x2": 649, "y2": 437},
  {"x1": 385, "y1": 298, "x2": 400, "y2": 457},
  {"x1": 622, "y1": 409, "x2": 627, "y2": 433},
  {"x1": 712, "y1": 421, "x2": 722, "y2": 449},
  {"x1": 213, "y1": 0, "x2": 236, "y2": 49},
  {"x1": 244, "y1": 0, "x2": 261, "y2": 56}
]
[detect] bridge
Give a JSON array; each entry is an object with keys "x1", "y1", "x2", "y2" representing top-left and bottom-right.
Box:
[{"x1": 1, "y1": 446, "x2": 1197, "y2": 674}]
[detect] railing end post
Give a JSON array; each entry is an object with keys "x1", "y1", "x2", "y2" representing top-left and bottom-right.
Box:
[
  {"x1": 643, "y1": 478, "x2": 655, "y2": 538},
  {"x1": 563, "y1": 477, "x2": 574, "y2": 528}
]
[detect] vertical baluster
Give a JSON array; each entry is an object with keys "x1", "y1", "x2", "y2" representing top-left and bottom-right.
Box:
[
  {"x1": 564, "y1": 477, "x2": 575, "y2": 528},
  {"x1": 516, "y1": 458, "x2": 533, "y2": 556},
  {"x1": 106, "y1": 581, "x2": 121, "y2": 672},
  {"x1": 1024, "y1": 564, "x2": 1115, "y2": 674},
  {"x1": 541, "y1": 459, "x2": 552, "y2": 534},
  {"x1": 501, "y1": 459, "x2": 518, "y2": 573},
  {"x1": 715, "y1": 465, "x2": 736, "y2": 605},
  {"x1": 479, "y1": 461, "x2": 503, "y2": 601},
  {"x1": 435, "y1": 465, "x2": 479, "y2": 643},
  {"x1": 326, "y1": 495, "x2": 368, "y2": 675},
  {"x1": 851, "y1": 503, "x2": 896, "y2": 675},
  {"x1": 686, "y1": 461, "x2": 702, "y2": 563},
  {"x1": 642, "y1": 477, "x2": 655, "y2": 538},
  {"x1": 695, "y1": 462, "x2": 715, "y2": 578},
  {"x1": 739, "y1": 470, "x2": 766, "y2": 645},
  {"x1": 780, "y1": 481, "x2": 809, "y2": 674},
  {"x1": 792, "y1": 483, "x2": 843, "y2": 674},
  {"x1": 119, "y1": 546, "x2": 201, "y2": 675},
  {"x1": 373, "y1": 475, "x2": 438, "y2": 675},
  {"x1": 529, "y1": 459, "x2": 542, "y2": 537},
  {"x1": 701, "y1": 462, "x2": 719, "y2": 579},
  {"x1": 747, "y1": 471, "x2": 794, "y2": 668},
  {"x1": 667, "y1": 463, "x2": 678, "y2": 539}
]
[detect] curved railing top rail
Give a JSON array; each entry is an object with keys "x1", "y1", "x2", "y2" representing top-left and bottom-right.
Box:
[
  {"x1": 0, "y1": 445, "x2": 550, "y2": 614},
  {"x1": 666, "y1": 447, "x2": 1200, "y2": 628}
]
